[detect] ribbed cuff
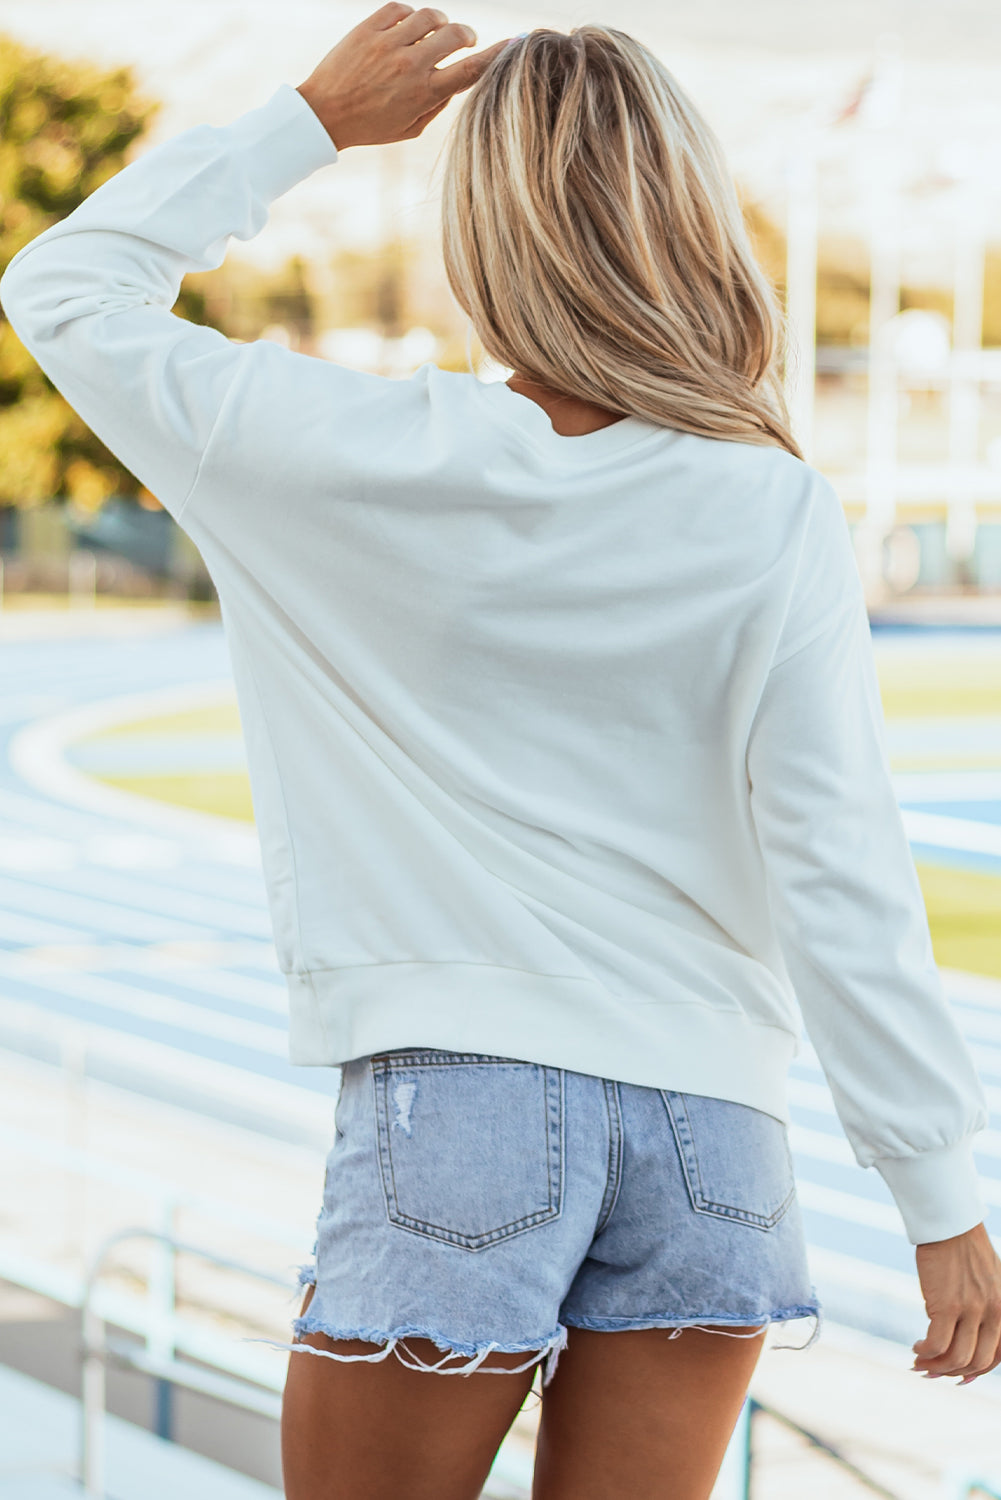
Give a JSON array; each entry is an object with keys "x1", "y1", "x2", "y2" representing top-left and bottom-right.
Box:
[
  {"x1": 873, "y1": 1137, "x2": 987, "y2": 1245},
  {"x1": 227, "y1": 82, "x2": 339, "y2": 201}
]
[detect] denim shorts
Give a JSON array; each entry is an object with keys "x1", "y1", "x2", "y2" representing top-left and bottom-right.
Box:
[{"x1": 252, "y1": 1050, "x2": 822, "y2": 1385}]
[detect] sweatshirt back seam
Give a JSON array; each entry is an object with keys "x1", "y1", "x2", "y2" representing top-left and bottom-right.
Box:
[{"x1": 240, "y1": 644, "x2": 321, "y2": 1029}]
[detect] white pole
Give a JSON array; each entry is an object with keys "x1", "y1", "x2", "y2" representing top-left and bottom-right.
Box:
[
  {"x1": 80, "y1": 1295, "x2": 106, "y2": 1498},
  {"x1": 69, "y1": 548, "x2": 98, "y2": 609},
  {"x1": 861, "y1": 42, "x2": 904, "y2": 594},
  {"x1": 946, "y1": 171, "x2": 986, "y2": 579},
  {"x1": 784, "y1": 140, "x2": 819, "y2": 463},
  {"x1": 148, "y1": 1195, "x2": 178, "y2": 1439}
]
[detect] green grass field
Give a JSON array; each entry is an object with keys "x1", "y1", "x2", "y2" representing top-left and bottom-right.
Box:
[{"x1": 70, "y1": 645, "x2": 1001, "y2": 980}]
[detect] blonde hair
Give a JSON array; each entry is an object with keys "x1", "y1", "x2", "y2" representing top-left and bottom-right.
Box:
[{"x1": 440, "y1": 26, "x2": 802, "y2": 459}]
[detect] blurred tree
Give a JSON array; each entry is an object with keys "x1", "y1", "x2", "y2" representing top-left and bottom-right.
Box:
[
  {"x1": 983, "y1": 248, "x2": 1001, "y2": 347},
  {"x1": 742, "y1": 196, "x2": 786, "y2": 291},
  {"x1": 262, "y1": 253, "x2": 316, "y2": 349},
  {"x1": 0, "y1": 34, "x2": 212, "y2": 511}
]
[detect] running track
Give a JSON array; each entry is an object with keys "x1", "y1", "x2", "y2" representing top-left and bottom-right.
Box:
[{"x1": 1, "y1": 616, "x2": 1000, "y2": 1346}]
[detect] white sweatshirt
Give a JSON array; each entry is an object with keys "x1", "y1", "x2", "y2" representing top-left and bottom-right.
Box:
[{"x1": 0, "y1": 82, "x2": 989, "y2": 1246}]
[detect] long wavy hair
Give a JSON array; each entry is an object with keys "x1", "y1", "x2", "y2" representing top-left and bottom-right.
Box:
[{"x1": 439, "y1": 25, "x2": 802, "y2": 459}]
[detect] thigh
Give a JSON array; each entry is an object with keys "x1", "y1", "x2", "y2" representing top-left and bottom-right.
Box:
[
  {"x1": 532, "y1": 1322, "x2": 765, "y2": 1500},
  {"x1": 282, "y1": 1282, "x2": 539, "y2": 1500}
]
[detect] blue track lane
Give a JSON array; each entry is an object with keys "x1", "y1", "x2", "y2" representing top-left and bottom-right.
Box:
[{"x1": 1, "y1": 617, "x2": 999, "y2": 1344}]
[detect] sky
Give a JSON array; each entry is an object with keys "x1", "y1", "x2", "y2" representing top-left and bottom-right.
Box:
[{"x1": 1, "y1": 0, "x2": 1000, "y2": 280}]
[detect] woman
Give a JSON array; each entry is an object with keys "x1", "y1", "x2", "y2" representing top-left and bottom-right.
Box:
[{"x1": 2, "y1": 9, "x2": 999, "y2": 1498}]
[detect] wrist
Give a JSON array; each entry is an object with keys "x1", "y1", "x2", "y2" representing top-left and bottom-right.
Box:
[{"x1": 295, "y1": 83, "x2": 348, "y2": 150}]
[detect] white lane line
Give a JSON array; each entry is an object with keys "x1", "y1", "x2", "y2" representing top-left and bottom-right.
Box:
[
  {"x1": 0, "y1": 910, "x2": 98, "y2": 946},
  {"x1": 20, "y1": 866, "x2": 273, "y2": 938},
  {"x1": 940, "y1": 968, "x2": 1001, "y2": 1008},
  {"x1": 14, "y1": 947, "x2": 287, "y2": 1014},
  {"x1": 795, "y1": 1180, "x2": 903, "y2": 1232},
  {"x1": 894, "y1": 771, "x2": 1001, "y2": 801},
  {"x1": 66, "y1": 733, "x2": 248, "y2": 774},
  {"x1": 0, "y1": 788, "x2": 116, "y2": 839},
  {"x1": 0, "y1": 995, "x2": 335, "y2": 1134},
  {"x1": 14, "y1": 943, "x2": 287, "y2": 1010},
  {"x1": 0, "y1": 836, "x2": 80, "y2": 872},
  {"x1": 129, "y1": 965, "x2": 288, "y2": 1012},
  {"x1": 0, "y1": 874, "x2": 218, "y2": 942},
  {"x1": 0, "y1": 832, "x2": 188, "y2": 873},
  {"x1": 0, "y1": 955, "x2": 287, "y2": 1056},
  {"x1": 886, "y1": 719, "x2": 1001, "y2": 756},
  {"x1": 901, "y1": 808, "x2": 1001, "y2": 855},
  {"x1": 147, "y1": 938, "x2": 280, "y2": 970},
  {"x1": 805, "y1": 1245, "x2": 923, "y2": 1305},
  {"x1": 7, "y1": 679, "x2": 260, "y2": 861}
]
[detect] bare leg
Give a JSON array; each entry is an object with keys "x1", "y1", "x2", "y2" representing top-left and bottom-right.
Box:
[
  {"x1": 532, "y1": 1324, "x2": 766, "y2": 1500},
  {"x1": 281, "y1": 1282, "x2": 539, "y2": 1500}
]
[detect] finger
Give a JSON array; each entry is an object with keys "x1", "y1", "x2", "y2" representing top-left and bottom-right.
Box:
[
  {"x1": 368, "y1": 1, "x2": 416, "y2": 31},
  {"x1": 963, "y1": 1343, "x2": 1001, "y2": 1383},
  {"x1": 419, "y1": 19, "x2": 481, "y2": 68},
  {"x1": 918, "y1": 1315, "x2": 980, "y2": 1377},
  {"x1": 427, "y1": 37, "x2": 510, "y2": 101},
  {"x1": 392, "y1": 5, "x2": 449, "y2": 43},
  {"x1": 912, "y1": 1311, "x2": 960, "y2": 1368},
  {"x1": 958, "y1": 1313, "x2": 1001, "y2": 1384}
]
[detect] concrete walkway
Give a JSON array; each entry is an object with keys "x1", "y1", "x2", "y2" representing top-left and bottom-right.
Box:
[{"x1": 0, "y1": 1360, "x2": 283, "y2": 1500}]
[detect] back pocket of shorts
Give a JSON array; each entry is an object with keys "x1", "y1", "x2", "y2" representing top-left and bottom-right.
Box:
[
  {"x1": 660, "y1": 1089, "x2": 796, "y2": 1231},
  {"x1": 372, "y1": 1051, "x2": 564, "y2": 1251}
]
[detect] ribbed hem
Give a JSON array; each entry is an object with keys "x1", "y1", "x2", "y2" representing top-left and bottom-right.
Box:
[
  {"x1": 872, "y1": 1137, "x2": 987, "y2": 1245},
  {"x1": 284, "y1": 960, "x2": 798, "y2": 1125}
]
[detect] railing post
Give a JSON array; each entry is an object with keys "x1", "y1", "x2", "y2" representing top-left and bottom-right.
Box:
[
  {"x1": 940, "y1": 1464, "x2": 1001, "y2": 1500},
  {"x1": 740, "y1": 1397, "x2": 755, "y2": 1500},
  {"x1": 69, "y1": 1219, "x2": 300, "y2": 1496},
  {"x1": 69, "y1": 547, "x2": 98, "y2": 608},
  {"x1": 80, "y1": 1292, "x2": 107, "y2": 1498},
  {"x1": 148, "y1": 1194, "x2": 178, "y2": 1440}
]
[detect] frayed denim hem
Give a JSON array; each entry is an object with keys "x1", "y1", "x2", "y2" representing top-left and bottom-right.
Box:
[
  {"x1": 562, "y1": 1303, "x2": 823, "y2": 1352},
  {"x1": 244, "y1": 1318, "x2": 569, "y2": 1386}
]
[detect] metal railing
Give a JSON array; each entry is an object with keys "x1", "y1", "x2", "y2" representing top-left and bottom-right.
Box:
[
  {"x1": 942, "y1": 1472, "x2": 1001, "y2": 1500},
  {"x1": 3, "y1": 1097, "x2": 994, "y2": 1500},
  {"x1": 79, "y1": 1223, "x2": 291, "y2": 1498},
  {"x1": 78, "y1": 1221, "x2": 539, "y2": 1500},
  {"x1": 737, "y1": 1396, "x2": 907, "y2": 1500},
  {"x1": 0, "y1": 1117, "x2": 536, "y2": 1500}
]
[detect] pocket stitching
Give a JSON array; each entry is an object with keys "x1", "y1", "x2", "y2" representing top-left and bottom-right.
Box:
[
  {"x1": 374, "y1": 1057, "x2": 564, "y2": 1251},
  {"x1": 662, "y1": 1090, "x2": 796, "y2": 1231}
]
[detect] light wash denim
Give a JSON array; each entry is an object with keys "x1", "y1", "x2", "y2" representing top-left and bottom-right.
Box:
[{"x1": 251, "y1": 1049, "x2": 822, "y2": 1384}]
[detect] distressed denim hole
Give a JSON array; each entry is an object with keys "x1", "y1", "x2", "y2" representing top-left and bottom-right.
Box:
[{"x1": 372, "y1": 1051, "x2": 564, "y2": 1251}]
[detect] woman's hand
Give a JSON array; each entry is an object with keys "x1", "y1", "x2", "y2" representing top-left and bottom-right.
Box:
[
  {"x1": 296, "y1": 2, "x2": 511, "y2": 151},
  {"x1": 912, "y1": 1220, "x2": 1001, "y2": 1384}
]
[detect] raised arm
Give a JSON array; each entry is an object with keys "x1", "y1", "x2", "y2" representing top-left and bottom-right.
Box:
[
  {"x1": 0, "y1": 4, "x2": 508, "y2": 524},
  {"x1": 0, "y1": 83, "x2": 341, "y2": 521}
]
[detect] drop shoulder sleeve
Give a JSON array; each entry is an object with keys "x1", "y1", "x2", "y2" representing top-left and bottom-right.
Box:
[
  {"x1": 746, "y1": 484, "x2": 990, "y2": 1245},
  {"x1": 0, "y1": 83, "x2": 338, "y2": 522}
]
